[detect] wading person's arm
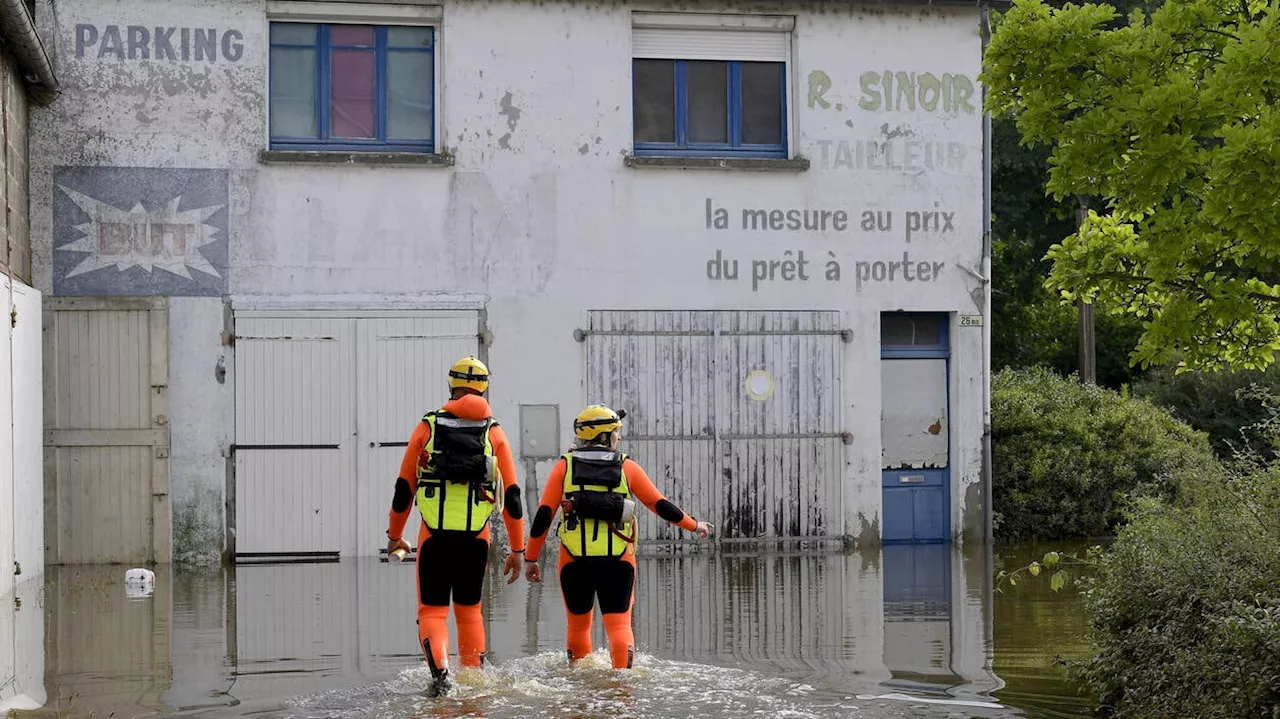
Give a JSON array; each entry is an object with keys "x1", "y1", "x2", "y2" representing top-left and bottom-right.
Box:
[
  {"x1": 488, "y1": 423, "x2": 528, "y2": 583},
  {"x1": 387, "y1": 421, "x2": 430, "y2": 556},
  {"x1": 523, "y1": 459, "x2": 568, "y2": 583},
  {"x1": 625, "y1": 458, "x2": 713, "y2": 538}
]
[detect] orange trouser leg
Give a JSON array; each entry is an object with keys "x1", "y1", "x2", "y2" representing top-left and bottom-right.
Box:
[
  {"x1": 559, "y1": 546, "x2": 594, "y2": 661},
  {"x1": 454, "y1": 602, "x2": 485, "y2": 668},
  {"x1": 418, "y1": 604, "x2": 450, "y2": 670},
  {"x1": 603, "y1": 611, "x2": 635, "y2": 669},
  {"x1": 566, "y1": 611, "x2": 594, "y2": 661},
  {"x1": 603, "y1": 554, "x2": 637, "y2": 669}
]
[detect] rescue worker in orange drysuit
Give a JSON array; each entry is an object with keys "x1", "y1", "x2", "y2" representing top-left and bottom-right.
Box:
[
  {"x1": 386, "y1": 356, "x2": 527, "y2": 696},
  {"x1": 524, "y1": 404, "x2": 713, "y2": 669}
]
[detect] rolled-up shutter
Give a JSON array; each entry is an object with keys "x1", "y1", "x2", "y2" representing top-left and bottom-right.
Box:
[{"x1": 631, "y1": 12, "x2": 793, "y2": 61}]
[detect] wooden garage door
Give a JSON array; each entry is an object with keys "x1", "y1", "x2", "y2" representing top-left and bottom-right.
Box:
[
  {"x1": 43, "y1": 297, "x2": 171, "y2": 565},
  {"x1": 232, "y1": 310, "x2": 479, "y2": 560}
]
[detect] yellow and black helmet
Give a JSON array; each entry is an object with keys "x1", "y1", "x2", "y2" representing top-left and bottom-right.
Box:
[
  {"x1": 574, "y1": 404, "x2": 626, "y2": 442},
  {"x1": 448, "y1": 356, "x2": 489, "y2": 393}
]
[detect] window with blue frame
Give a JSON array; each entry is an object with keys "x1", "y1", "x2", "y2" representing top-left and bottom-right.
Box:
[
  {"x1": 880, "y1": 313, "x2": 951, "y2": 357},
  {"x1": 269, "y1": 22, "x2": 435, "y2": 152},
  {"x1": 632, "y1": 58, "x2": 787, "y2": 158}
]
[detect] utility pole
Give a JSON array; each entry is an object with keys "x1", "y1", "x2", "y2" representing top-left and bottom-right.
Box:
[{"x1": 1076, "y1": 194, "x2": 1096, "y2": 385}]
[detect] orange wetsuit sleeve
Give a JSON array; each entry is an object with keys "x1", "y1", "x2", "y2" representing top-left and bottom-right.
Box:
[
  {"x1": 625, "y1": 458, "x2": 699, "y2": 532},
  {"x1": 523, "y1": 459, "x2": 567, "y2": 562},
  {"x1": 487, "y1": 425, "x2": 527, "y2": 552},
  {"x1": 387, "y1": 421, "x2": 430, "y2": 541}
]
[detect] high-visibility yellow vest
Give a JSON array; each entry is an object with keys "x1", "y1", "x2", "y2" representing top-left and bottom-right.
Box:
[
  {"x1": 415, "y1": 411, "x2": 500, "y2": 532},
  {"x1": 557, "y1": 448, "x2": 635, "y2": 558}
]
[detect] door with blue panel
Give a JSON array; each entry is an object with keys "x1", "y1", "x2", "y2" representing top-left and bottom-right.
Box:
[{"x1": 880, "y1": 313, "x2": 951, "y2": 543}]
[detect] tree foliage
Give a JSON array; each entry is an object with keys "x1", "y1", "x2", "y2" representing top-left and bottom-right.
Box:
[
  {"x1": 991, "y1": 113, "x2": 1150, "y2": 388},
  {"x1": 983, "y1": 0, "x2": 1280, "y2": 373},
  {"x1": 1135, "y1": 363, "x2": 1280, "y2": 460}
]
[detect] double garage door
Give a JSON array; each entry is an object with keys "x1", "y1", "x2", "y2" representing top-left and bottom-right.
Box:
[{"x1": 232, "y1": 310, "x2": 479, "y2": 559}]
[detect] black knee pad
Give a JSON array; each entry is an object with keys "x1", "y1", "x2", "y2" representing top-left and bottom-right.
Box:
[
  {"x1": 392, "y1": 478, "x2": 414, "y2": 512},
  {"x1": 504, "y1": 485, "x2": 523, "y2": 518}
]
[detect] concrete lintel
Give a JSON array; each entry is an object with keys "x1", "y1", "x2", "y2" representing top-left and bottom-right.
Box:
[
  {"x1": 258, "y1": 149, "x2": 455, "y2": 167},
  {"x1": 624, "y1": 155, "x2": 810, "y2": 172}
]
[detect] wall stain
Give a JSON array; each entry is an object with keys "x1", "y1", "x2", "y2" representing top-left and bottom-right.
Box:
[
  {"x1": 499, "y1": 91, "x2": 523, "y2": 132},
  {"x1": 578, "y1": 143, "x2": 589, "y2": 155},
  {"x1": 856, "y1": 512, "x2": 880, "y2": 548},
  {"x1": 880, "y1": 122, "x2": 916, "y2": 139},
  {"x1": 963, "y1": 481, "x2": 984, "y2": 544}
]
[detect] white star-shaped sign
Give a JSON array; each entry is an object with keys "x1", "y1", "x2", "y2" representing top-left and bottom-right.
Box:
[{"x1": 56, "y1": 185, "x2": 225, "y2": 280}]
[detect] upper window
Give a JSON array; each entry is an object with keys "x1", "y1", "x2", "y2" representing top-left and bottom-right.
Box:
[
  {"x1": 269, "y1": 22, "x2": 435, "y2": 153},
  {"x1": 630, "y1": 14, "x2": 792, "y2": 159},
  {"x1": 633, "y1": 60, "x2": 786, "y2": 157}
]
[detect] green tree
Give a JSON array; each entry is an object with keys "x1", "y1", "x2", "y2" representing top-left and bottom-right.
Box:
[{"x1": 983, "y1": 0, "x2": 1280, "y2": 373}]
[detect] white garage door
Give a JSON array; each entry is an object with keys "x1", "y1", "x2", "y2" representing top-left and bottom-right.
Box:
[{"x1": 233, "y1": 310, "x2": 479, "y2": 559}]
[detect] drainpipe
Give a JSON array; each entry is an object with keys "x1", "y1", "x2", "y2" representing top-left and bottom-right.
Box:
[
  {"x1": 979, "y1": 3, "x2": 994, "y2": 550},
  {"x1": 0, "y1": 0, "x2": 59, "y2": 105},
  {"x1": 979, "y1": 0, "x2": 1001, "y2": 696}
]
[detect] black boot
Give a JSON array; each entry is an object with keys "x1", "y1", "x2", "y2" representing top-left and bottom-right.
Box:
[{"x1": 423, "y1": 639, "x2": 452, "y2": 698}]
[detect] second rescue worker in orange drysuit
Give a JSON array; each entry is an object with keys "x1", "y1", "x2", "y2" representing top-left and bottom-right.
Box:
[
  {"x1": 386, "y1": 356, "x2": 527, "y2": 696},
  {"x1": 524, "y1": 405, "x2": 713, "y2": 669}
]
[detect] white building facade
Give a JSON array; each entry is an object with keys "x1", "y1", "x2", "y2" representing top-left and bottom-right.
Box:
[{"x1": 30, "y1": 0, "x2": 993, "y2": 565}]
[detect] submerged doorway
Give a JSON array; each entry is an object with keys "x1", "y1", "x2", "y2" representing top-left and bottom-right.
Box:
[{"x1": 880, "y1": 312, "x2": 951, "y2": 544}]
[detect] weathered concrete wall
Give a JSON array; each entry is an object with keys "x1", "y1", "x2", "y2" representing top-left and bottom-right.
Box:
[
  {"x1": 169, "y1": 297, "x2": 230, "y2": 565},
  {"x1": 30, "y1": 0, "x2": 987, "y2": 551},
  {"x1": 0, "y1": 50, "x2": 31, "y2": 283}
]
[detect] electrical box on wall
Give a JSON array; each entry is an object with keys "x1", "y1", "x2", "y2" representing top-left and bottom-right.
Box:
[{"x1": 519, "y1": 404, "x2": 560, "y2": 459}]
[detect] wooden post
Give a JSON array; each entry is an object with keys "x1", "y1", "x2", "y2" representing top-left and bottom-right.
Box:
[{"x1": 1076, "y1": 196, "x2": 1097, "y2": 385}]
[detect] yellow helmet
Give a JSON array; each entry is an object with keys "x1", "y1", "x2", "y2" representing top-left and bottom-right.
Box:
[
  {"x1": 574, "y1": 404, "x2": 625, "y2": 442},
  {"x1": 448, "y1": 356, "x2": 489, "y2": 393}
]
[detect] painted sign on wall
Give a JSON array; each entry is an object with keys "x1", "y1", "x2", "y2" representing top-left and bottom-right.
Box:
[
  {"x1": 75, "y1": 24, "x2": 245, "y2": 62},
  {"x1": 52, "y1": 166, "x2": 229, "y2": 296},
  {"x1": 700, "y1": 197, "x2": 954, "y2": 292}
]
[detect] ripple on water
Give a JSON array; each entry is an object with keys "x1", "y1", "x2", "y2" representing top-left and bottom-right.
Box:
[
  {"x1": 278, "y1": 652, "x2": 1017, "y2": 719},
  {"x1": 280, "y1": 651, "x2": 852, "y2": 719}
]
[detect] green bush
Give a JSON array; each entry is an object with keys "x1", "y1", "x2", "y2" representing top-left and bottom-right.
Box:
[
  {"x1": 992, "y1": 366, "x2": 1223, "y2": 541},
  {"x1": 1080, "y1": 462, "x2": 1280, "y2": 718},
  {"x1": 1133, "y1": 364, "x2": 1280, "y2": 463}
]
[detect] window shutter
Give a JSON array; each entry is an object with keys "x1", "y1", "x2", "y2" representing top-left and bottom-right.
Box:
[{"x1": 632, "y1": 27, "x2": 790, "y2": 63}]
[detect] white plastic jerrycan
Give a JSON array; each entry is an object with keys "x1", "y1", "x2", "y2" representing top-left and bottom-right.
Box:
[{"x1": 124, "y1": 567, "x2": 156, "y2": 597}]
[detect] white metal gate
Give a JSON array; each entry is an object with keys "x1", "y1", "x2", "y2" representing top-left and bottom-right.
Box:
[
  {"x1": 1, "y1": 278, "x2": 13, "y2": 701},
  {"x1": 232, "y1": 310, "x2": 479, "y2": 559},
  {"x1": 583, "y1": 310, "x2": 848, "y2": 545},
  {"x1": 2, "y1": 279, "x2": 14, "y2": 599},
  {"x1": 43, "y1": 297, "x2": 171, "y2": 565}
]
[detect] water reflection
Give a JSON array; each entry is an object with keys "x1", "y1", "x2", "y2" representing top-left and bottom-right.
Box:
[
  {"x1": 990, "y1": 542, "x2": 1097, "y2": 719},
  {"x1": 4, "y1": 543, "x2": 1092, "y2": 718},
  {"x1": 0, "y1": 576, "x2": 45, "y2": 714}
]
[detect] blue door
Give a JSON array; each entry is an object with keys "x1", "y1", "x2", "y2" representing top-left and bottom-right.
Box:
[{"x1": 880, "y1": 313, "x2": 951, "y2": 544}]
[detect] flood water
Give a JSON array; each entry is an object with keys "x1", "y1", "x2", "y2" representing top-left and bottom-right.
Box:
[{"x1": 3, "y1": 542, "x2": 1096, "y2": 719}]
